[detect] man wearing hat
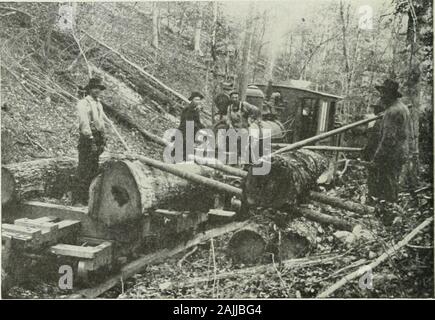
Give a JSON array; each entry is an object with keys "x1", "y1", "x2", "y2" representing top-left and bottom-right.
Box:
[
  {"x1": 226, "y1": 90, "x2": 261, "y2": 130},
  {"x1": 178, "y1": 91, "x2": 205, "y2": 160},
  {"x1": 372, "y1": 79, "x2": 410, "y2": 203},
  {"x1": 73, "y1": 77, "x2": 111, "y2": 204}
]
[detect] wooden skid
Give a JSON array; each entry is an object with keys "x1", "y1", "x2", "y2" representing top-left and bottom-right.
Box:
[
  {"x1": 1, "y1": 216, "x2": 81, "y2": 249},
  {"x1": 50, "y1": 239, "x2": 112, "y2": 271}
]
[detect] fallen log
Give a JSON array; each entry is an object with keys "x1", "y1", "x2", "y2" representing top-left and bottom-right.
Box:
[
  {"x1": 1, "y1": 157, "x2": 77, "y2": 206},
  {"x1": 70, "y1": 220, "x2": 253, "y2": 298},
  {"x1": 1, "y1": 153, "x2": 143, "y2": 207},
  {"x1": 317, "y1": 216, "x2": 434, "y2": 298},
  {"x1": 197, "y1": 159, "x2": 372, "y2": 217},
  {"x1": 310, "y1": 192, "x2": 375, "y2": 215},
  {"x1": 120, "y1": 153, "x2": 353, "y2": 264},
  {"x1": 83, "y1": 30, "x2": 189, "y2": 105},
  {"x1": 243, "y1": 149, "x2": 329, "y2": 208},
  {"x1": 101, "y1": 102, "x2": 169, "y2": 147},
  {"x1": 228, "y1": 217, "x2": 318, "y2": 264},
  {"x1": 297, "y1": 207, "x2": 354, "y2": 231},
  {"x1": 89, "y1": 159, "x2": 218, "y2": 226}
]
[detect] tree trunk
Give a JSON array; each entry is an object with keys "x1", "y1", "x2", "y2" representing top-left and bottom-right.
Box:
[
  {"x1": 243, "y1": 149, "x2": 329, "y2": 209},
  {"x1": 1, "y1": 153, "x2": 142, "y2": 207},
  {"x1": 193, "y1": 10, "x2": 202, "y2": 55},
  {"x1": 1, "y1": 157, "x2": 77, "y2": 206},
  {"x1": 89, "y1": 160, "x2": 216, "y2": 226},
  {"x1": 237, "y1": 3, "x2": 255, "y2": 100},
  {"x1": 228, "y1": 217, "x2": 318, "y2": 264},
  {"x1": 152, "y1": 2, "x2": 159, "y2": 49}
]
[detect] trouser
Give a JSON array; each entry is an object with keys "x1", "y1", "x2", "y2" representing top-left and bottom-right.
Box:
[
  {"x1": 376, "y1": 162, "x2": 404, "y2": 203},
  {"x1": 367, "y1": 166, "x2": 381, "y2": 201},
  {"x1": 73, "y1": 131, "x2": 105, "y2": 204}
]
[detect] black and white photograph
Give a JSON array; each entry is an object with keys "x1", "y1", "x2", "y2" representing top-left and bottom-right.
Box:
[{"x1": 0, "y1": 0, "x2": 433, "y2": 301}]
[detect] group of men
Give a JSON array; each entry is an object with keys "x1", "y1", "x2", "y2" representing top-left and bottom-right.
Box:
[
  {"x1": 73, "y1": 76, "x2": 411, "y2": 208},
  {"x1": 72, "y1": 78, "x2": 261, "y2": 204},
  {"x1": 363, "y1": 79, "x2": 411, "y2": 204}
]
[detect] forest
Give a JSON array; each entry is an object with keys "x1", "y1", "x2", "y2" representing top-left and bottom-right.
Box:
[{"x1": 0, "y1": 1, "x2": 433, "y2": 299}]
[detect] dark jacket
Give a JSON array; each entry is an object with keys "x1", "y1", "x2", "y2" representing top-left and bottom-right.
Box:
[
  {"x1": 374, "y1": 100, "x2": 410, "y2": 166},
  {"x1": 362, "y1": 118, "x2": 383, "y2": 161},
  {"x1": 178, "y1": 103, "x2": 204, "y2": 136}
]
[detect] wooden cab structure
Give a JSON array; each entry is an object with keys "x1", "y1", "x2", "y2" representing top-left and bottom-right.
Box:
[{"x1": 253, "y1": 82, "x2": 343, "y2": 144}]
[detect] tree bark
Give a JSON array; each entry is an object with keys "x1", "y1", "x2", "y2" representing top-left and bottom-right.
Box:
[
  {"x1": 1, "y1": 157, "x2": 77, "y2": 206},
  {"x1": 237, "y1": 3, "x2": 255, "y2": 100},
  {"x1": 152, "y1": 2, "x2": 159, "y2": 49},
  {"x1": 1, "y1": 153, "x2": 142, "y2": 206},
  {"x1": 243, "y1": 149, "x2": 329, "y2": 209},
  {"x1": 228, "y1": 217, "x2": 318, "y2": 264},
  {"x1": 89, "y1": 160, "x2": 217, "y2": 226},
  {"x1": 193, "y1": 8, "x2": 203, "y2": 55}
]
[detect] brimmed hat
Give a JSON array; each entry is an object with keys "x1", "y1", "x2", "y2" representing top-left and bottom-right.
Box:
[
  {"x1": 85, "y1": 78, "x2": 106, "y2": 91},
  {"x1": 229, "y1": 90, "x2": 239, "y2": 96},
  {"x1": 188, "y1": 91, "x2": 204, "y2": 101},
  {"x1": 375, "y1": 79, "x2": 402, "y2": 98}
]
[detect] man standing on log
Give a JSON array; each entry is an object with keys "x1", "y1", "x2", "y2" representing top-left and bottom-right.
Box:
[
  {"x1": 372, "y1": 79, "x2": 410, "y2": 203},
  {"x1": 73, "y1": 78, "x2": 111, "y2": 205},
  {"x1": 362, "y1": 104, "x2": 384, "y2": 203},
  {"x1": 178, "y1": 91, "x2": 205, "y2": 160}
]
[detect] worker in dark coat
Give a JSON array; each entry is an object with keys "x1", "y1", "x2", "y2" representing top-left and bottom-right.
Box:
[
  {"x1": 372, "y1": 79, "x2": 410, "y2": 203},
  {"x1": 178, "y1": 91, "x2": 205, "y2": 160},
  {"x1": 213, "y1": 81, "x2": 233, "y2": 121},
  {"x1": 362, "y1": 104, "x2": 384, "y2": 202},
  {"x1": 73, "y1": 77, "x2": 110, "y2": 205}
]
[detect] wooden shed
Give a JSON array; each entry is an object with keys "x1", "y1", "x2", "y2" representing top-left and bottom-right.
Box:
[{"x1": 253, "y1": 82, "x2": 343, "y2": 144}]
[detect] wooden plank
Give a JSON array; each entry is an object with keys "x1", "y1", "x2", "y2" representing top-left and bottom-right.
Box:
[
  {"x1": 153, "y1": 209, "x2": 182, "y2": 217},
  {"x1": 2, "y1": 230, "x2": 33, "y2": 243},
  {"x1": 2, "y1": 224, "x2": 42, "y2": 241},
  {"x1": 50, "y1": 244, "x2": 98, "y2": 259},
  {"x1": 14, "y1": 218, "x2": 59, "y2": 233},
  {"x1": 208, "y1": 209, "x2": 236, "y2": 218}
]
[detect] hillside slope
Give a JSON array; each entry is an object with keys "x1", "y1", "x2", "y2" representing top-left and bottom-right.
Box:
[{"x1": 1, "y1": 2, "x2": 213, "y2": 164}]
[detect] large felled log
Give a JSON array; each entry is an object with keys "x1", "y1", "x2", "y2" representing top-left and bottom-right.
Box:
[
  {"x1": 243, "y1": 149, "x2": 329, "y2": 208},
  {"x1": 89, "y1": 160, "x2": 217, "y2": 226},
  {"x1": 1, "y1": 153, "x2": 140, "y2": 207},
  {"x1": 1, "y1": 157, "x2": 77, "y2": 206},
  {"x1": 228, "y1": 217, "x2": 318, "y2": 264}
]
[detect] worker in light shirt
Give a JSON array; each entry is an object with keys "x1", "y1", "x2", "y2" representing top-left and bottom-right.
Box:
[{"x1": 73, "y1": 77, "x2": 111, "y2": 205}]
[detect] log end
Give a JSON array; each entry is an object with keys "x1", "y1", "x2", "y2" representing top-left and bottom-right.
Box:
[
  {"x1": 227, "y1": 229, "x2": 266, "y2": 265},
  {"x1": 91, "y1": 161, "x2": 144, "y2": 226},
  {"x1": 1, "y1": 167, "x2": 16, "y2": 206}
]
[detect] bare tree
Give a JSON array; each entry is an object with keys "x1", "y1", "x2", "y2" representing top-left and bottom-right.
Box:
[
  {"x1": 238, "y1": 3, "x2": 255, "y2": 100},
  {"x1": 152, "y1": 2, "x2": 159, "y2": 49},
  {"x1": 193, "y1": 4, "x2": 203, "y2": 55}
]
